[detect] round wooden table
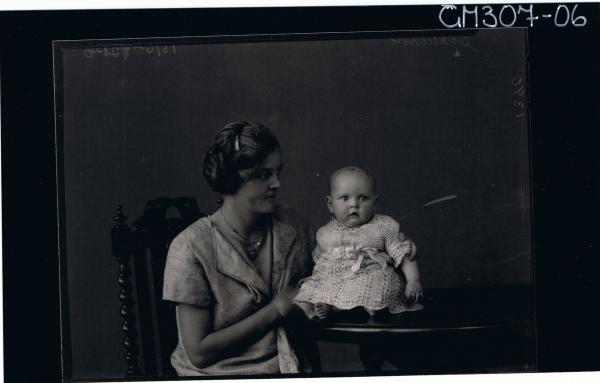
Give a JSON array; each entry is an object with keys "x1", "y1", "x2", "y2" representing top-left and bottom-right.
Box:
[{"x1": 310, "y1": 286, "x2": 535, "y2": 374}]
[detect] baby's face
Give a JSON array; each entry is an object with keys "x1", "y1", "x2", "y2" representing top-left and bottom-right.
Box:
[{"x1": 327, "y1": 173, "x2": 377, "y2": 228}]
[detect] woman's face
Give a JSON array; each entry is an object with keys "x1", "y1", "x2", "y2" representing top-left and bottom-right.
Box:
[{"x1": 234, "y1": 150, "x2": 283, "y2": 214}]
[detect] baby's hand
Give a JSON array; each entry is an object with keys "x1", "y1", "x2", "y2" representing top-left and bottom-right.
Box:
[
  {"x1": 314, "y1": 303, "x2": 331, "y2": 319},
  {"x1": 405, "y1": 280, "x2": 423, "y2": 303}
]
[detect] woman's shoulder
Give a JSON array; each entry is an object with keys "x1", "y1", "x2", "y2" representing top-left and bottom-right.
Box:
[{"x1": 168, "y1": 216, "x2": 214, "y2": 260}]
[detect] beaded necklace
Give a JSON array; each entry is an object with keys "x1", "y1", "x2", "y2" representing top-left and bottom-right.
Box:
[{"x1": 219, "y1": 210, "x2": 266, "y2": 260}]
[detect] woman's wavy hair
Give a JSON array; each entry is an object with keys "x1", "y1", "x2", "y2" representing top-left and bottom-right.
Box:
[{"x1": 203, "y1": 121, "x2": 280, "y2": 195}]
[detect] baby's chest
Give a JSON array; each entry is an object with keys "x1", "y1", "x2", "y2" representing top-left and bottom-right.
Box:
[{"x1": 320, "y1": 229, "x2": 386, "y2": 249}]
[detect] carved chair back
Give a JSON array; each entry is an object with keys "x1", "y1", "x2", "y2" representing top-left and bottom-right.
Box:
[{"x1": 111, "y1": 197, "x2": 205, "y2": 377}]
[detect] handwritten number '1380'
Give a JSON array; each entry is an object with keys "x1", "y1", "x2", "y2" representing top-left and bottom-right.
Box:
[{"x1": 512, "y1": 76, "x2": 526, "y2": 119}]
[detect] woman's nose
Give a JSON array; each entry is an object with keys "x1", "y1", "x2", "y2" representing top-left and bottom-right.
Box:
[{"x1": 270, "y1": 174, "x2": 281, "y2": 189}]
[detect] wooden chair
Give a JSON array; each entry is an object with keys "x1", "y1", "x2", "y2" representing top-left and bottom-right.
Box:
[{"x1": 111, "y1": 197, "x2": 205, "y2": 377}]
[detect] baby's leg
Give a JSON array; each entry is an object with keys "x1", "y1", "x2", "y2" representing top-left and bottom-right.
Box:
[{"x1": 315, "y1": 303, "x2": 332, "y2": 319}]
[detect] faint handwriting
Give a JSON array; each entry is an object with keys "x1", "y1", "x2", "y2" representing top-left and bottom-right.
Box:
[
  {"x1": 83, "y1": 44, "x2": 177, "y2": 60},
  {"x1": 512, "y1": 75, "x2": 527, "y2": 119},
  {"x1": 390, "y1": 36, "x2": 478, "y2": 52}
]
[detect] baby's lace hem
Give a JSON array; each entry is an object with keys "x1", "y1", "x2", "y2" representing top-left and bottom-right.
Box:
[{"x1": 295, "y1": 300, "x2": 424, "y2": 318}]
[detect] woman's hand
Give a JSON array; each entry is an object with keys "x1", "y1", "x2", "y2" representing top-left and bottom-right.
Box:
[
  {"x1": 405, "y1": 280, "x2": 423, "y2": 303},
  {"x1": 272, "y1": 285, "x2": 300, "y2": 318},
  {"x1": 178, "y1": 287, "x2": 298, "y2": 369}
]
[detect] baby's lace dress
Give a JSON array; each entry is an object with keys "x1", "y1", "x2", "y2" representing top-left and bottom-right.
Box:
[{"x1": 295, "y1": 214, "x2": 423, "y2": 316}]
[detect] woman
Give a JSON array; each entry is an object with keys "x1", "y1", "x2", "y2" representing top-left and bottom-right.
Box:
[{"x1": 162, "y1": 121, "x2": 315, "y2": 375}]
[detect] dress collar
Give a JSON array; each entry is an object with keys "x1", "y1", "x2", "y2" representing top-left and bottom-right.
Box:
[{"x1": 212, "y1": 207, "x2": 298, "y2": 300}]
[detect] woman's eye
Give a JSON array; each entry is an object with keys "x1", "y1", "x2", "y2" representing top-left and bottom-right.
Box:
[{"x1": 253, "y1": 171, "x2": 270, "y2": 180}]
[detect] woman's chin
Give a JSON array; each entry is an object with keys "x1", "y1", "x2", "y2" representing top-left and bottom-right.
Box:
[{"x1": 255, "y1": 200, "x2": 277, "y2": 214}]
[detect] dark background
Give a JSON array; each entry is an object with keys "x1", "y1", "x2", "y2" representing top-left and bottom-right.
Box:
[
  {"x1": 1, "y1": 4, "x2": 598, "y2": 383},
  {"x1": 56, "y1": 29, "x2": 530, "y2": 379}
]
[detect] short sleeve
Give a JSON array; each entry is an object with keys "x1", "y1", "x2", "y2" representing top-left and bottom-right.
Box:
[
  {"x1": 313, "y1": 226, "x2": 329, "y2": 263},
  {"x1": 382, "y1": 217, "x2": 412, "y2": 268},
  {"x1": 162, "y1": 234, "x2": 213, "y2": 307},
  {"x1": 312, "y1": 244, "x2": 323, "y2": 262}
]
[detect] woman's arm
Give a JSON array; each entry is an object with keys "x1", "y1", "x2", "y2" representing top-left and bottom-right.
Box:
[{"x1": 178, "y1": 287, "x2": 298, "y2": 369}]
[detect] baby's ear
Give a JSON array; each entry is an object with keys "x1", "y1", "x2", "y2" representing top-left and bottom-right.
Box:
[{"x1": 326, "y1": 195, "x2": 333, "y2": 213}]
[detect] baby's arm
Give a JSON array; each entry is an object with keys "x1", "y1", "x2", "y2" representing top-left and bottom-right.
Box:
[
  {"x1": 398, "y1": 232, "x2": 418, "y2": 262},
  {"x1": 401, "y1": 256, "x2": 423, "y2": 303},
  {"x1": 382, "y1": 217, "x2": 413, "y2": 267},
  {"x1": 311, "y1": 227, "x2": 326, "y2": 262}
]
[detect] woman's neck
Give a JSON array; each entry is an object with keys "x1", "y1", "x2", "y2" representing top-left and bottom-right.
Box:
[{"x1": 220, "y1": 199, "x2": 266, "y2": 238}]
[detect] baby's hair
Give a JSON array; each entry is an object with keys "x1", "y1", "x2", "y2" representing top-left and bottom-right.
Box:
[
  {"x1": 329, "y1": 166, "x2": 377, "y2": 194},
  {"x1": 203, "y1": 121, "x2": 280, "y2": 195}
]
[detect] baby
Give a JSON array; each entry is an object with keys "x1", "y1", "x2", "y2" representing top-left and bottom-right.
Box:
[{"x1": 295, "y1": 166, "x2": 423, "y2": 319}]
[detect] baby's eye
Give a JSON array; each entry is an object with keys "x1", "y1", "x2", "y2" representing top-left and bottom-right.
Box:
[
  {"x1": 340, "y1": 196, "x2": 349, "y2": 201},
  {"x1": 359, "y1": 196, "x2": 369, "y2": 201}
]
